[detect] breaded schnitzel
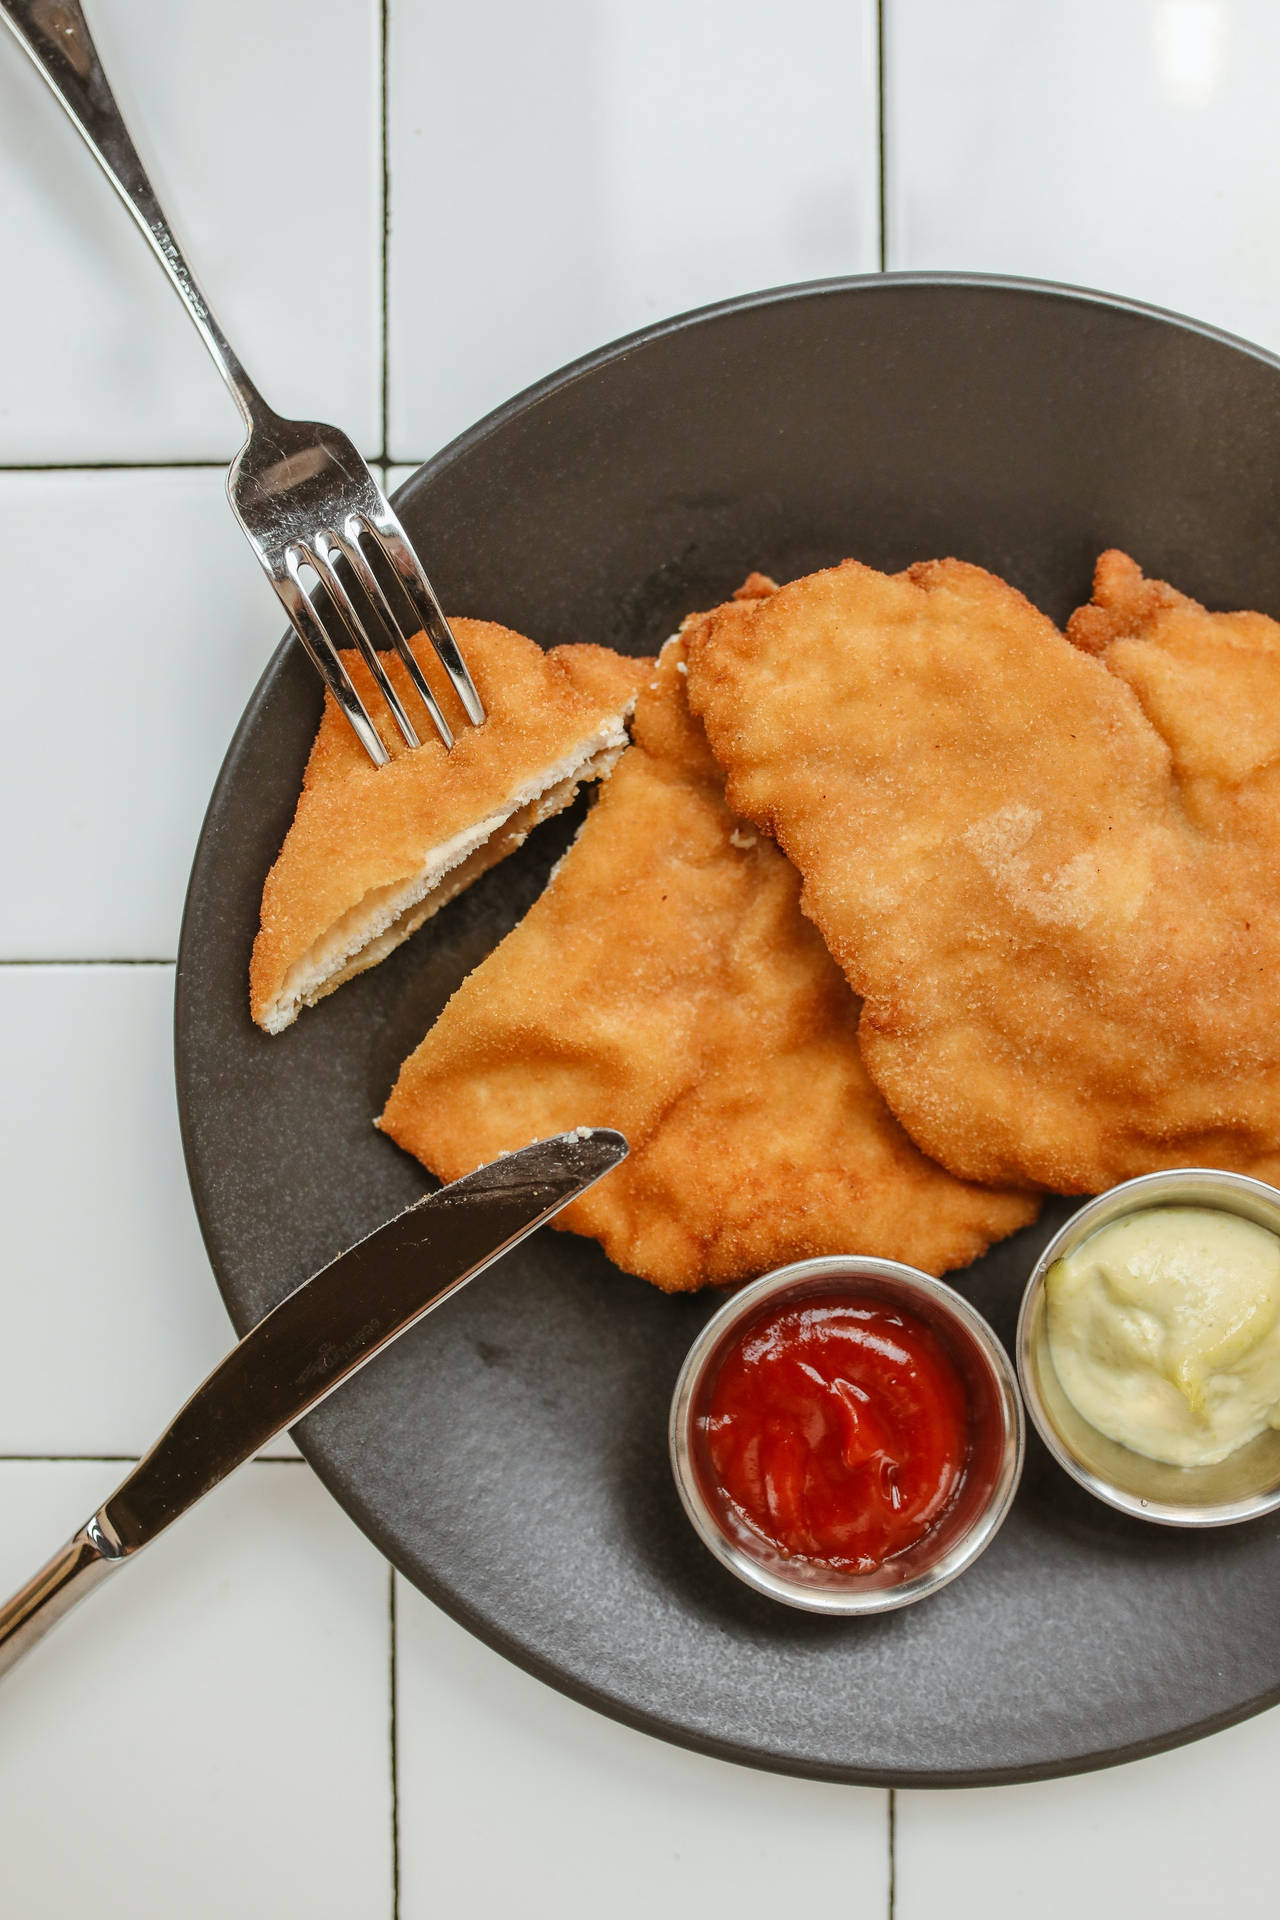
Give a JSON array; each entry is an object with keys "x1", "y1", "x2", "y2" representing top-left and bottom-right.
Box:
[
  {"x1": 251, "y1": 623, "x2": 645, "y2": 1032},
  {"x1": 1067, "y1": 549, "x2": 1280, "y2": 844},
  {"x1": 684, "y1": 555, "x2": 1280, "y2": 1193},
  {"x1": 379, "y1": 614, "x2": 1038, "y2": 1292}
]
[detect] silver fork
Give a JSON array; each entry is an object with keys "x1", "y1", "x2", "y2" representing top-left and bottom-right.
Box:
[{"x1": 1, "y1": 0, "x2": 485, "y2": 766}]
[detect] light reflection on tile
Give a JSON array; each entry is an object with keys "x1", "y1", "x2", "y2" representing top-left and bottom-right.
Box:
[
  {"x1": 887, "y1": 0, "x2": 1280, "y2": 354},
  {"x1": 388, "y1": 0, "x2": 879, "y2": 459}
]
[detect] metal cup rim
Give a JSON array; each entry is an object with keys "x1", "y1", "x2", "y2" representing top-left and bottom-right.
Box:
[
  {"x1": 1016, "y1": 1168, "x2": 1280, "y2": 1527},
  {"x1": 668, "y1": 1254, "x2": 1025, "y2": 1615}
]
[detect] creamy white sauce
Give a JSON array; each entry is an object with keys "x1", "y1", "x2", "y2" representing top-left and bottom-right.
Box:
[{"x1": 1045, "y1": 1207, "x2": 1280, "y2": 1466}]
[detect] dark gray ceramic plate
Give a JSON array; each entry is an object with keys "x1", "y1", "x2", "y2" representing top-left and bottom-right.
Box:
[{"x1": 176, "y1": 275, "x2": 1280, "y2": 1785}]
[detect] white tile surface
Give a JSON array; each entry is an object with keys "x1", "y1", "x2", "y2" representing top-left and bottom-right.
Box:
[
  {"x1": 896, "y1": 1703, "x2": 1280, "y2": 1918},
  {"x1": 0, "y1": 964, "x2": 305, "y2": 1455},
  {"x1": 395, "y1": 1577, "x2": 890, "y2": 1920},
  {"x1": 0, "y1": 468, "x2": 282, "y2": 960},
  {"x1": 886, "y1": 0, "x2": 1280, "y2": 353},
  {"x1": 0, "y1": 1460, "x2": 391, "y2": 1920},
  {"x1": 387, "y1": 0, "x2": 880, "y2": 460},
  {"x1": 10, "y1": 2, "x2": 1280, "y2": 1910},
  {"x1": 0, "y1": 0, "x2": 381, "y2": 463}
]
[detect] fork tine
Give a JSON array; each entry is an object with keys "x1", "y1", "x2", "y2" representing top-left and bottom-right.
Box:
[
  {"x1": 335, "y1": 518, "x2": 454, "y2": 749},
  {"x1": 274, "y1": 562, "x2": 390, "y2": 768},
  {"x1": 363, "y1": 507, "x2": 487, "y2": 726},
  {"x1": 310, "y1": 534, "x2": 422, "y2": 751}
]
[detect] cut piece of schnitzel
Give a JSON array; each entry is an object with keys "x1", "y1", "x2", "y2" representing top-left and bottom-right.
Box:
[
  {"x1": 250, "y1": 622, "x2": 646, "y2": 1033},
  {"x1": 379, "y1": 619, "x2": 1038, "y2": 1293},
  {"x1": 684, "y1": 555, "x2": 1280, "y2": 1194}
]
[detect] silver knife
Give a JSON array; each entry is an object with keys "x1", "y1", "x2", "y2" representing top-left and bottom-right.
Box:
[{"x1": 0, "y1": 1128, "x2": 627, "y2": 1681}]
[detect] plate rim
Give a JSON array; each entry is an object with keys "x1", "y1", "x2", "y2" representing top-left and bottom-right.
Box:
[{"x1": 175, "y1": 268, "x2": 1280, "y2": 1786}]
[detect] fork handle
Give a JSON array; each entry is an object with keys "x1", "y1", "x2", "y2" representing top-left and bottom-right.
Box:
[{"x1": 0, "y1": 0, "x2": 271, "y2": 433}]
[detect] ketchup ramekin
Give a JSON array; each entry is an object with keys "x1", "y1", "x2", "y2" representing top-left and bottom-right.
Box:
[{"x1": 669, "y1": 1255, "x2": 1024, "y2": 1615}]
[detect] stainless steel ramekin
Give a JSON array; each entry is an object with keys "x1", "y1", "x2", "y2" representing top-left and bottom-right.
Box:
[
  {"x1": 1017, "y1": 1168, "x2": 1280, "y2": 1527},
  {"x1": 669, "y1": 1255, "x2": 1024, "y2": 1614}
]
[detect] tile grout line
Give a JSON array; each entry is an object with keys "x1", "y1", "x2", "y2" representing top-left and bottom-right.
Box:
[
  {"x1": 0, "y1": 1455, "x2": 138, "y2": 1465},
  {"x1": 379, "y1": 0, "x2": 391, "y2": 467},
  {"x1": 389, "y1": 1569, "x2": 401, "y2": 1920},
  {"x1": 0, "y1": 958, "x2": 173, "y2": 968},
  {"x1": 0, "y1": 1455, "x2": 308, "y2": 1464},
  {"x1": 887, "y1": 1788, "x2": 897, "y2": 1918},
  {"x1": 876, "y1": 0, "x2": 888, "y2": 272},
  {"x1": 0, "y1": 460, "x2": 230, "y2": 473},
  {"x1": 0, "y1": 457, "x2": 380, "y2": 475}
]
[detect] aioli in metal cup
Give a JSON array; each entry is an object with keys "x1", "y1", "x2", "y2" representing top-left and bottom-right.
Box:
[{"x1": 1017, "y1": 1168, "x2": 1280, "y2": 1527}]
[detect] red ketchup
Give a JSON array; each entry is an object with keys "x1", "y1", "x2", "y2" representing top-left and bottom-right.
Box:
[{"x1": 698, "y1": 1295, "x2": 970, "y2": 1573}]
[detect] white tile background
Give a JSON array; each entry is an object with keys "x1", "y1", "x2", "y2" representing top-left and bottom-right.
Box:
[
  {"x1": 2, "y1": 1, "x2": 1278, "y2": 1914},
  {"x1": 387, "y1": 0, "x2": 881, "y2": 455}
]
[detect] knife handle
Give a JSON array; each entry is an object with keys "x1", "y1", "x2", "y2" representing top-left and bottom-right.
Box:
[{"x1": 0, "y1": 1513, "x2": 124, "y2": 1680}]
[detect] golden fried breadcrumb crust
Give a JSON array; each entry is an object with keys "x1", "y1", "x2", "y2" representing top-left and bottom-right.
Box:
[
  {"x1": 378, "y1": 619, "x2": 1038, "y2": 1292},
  {"x1": 250, "y1": 622, "x2": 648, "y2": 1032},
  {"x1": 1066, "y1": 548, "x2": 1280, "y2": 843},
  {"x1": 684, "y1": 554, "x2": 1280, "y2": 1193}
]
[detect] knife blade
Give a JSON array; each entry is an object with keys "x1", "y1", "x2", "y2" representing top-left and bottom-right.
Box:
[{"x1": 0, "y1": 1127, "x2": 627, "y2": 1679}]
